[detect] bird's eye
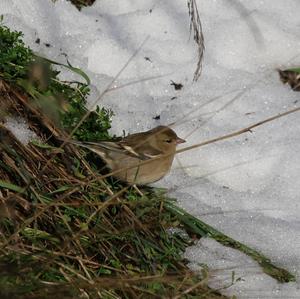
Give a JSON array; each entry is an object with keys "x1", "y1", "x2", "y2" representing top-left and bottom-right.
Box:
[{"x1": 165, "y1": 139, "x2": 172, "y2": 143}]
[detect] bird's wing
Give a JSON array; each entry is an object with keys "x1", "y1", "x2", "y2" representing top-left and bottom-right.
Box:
[
  {"x1": 119, "y1": 141, "x2": 163, "y2": 160},
  {"x1": 70, "y1": 140, "x2": 124, "y2": 155},
  {"x1": 139, "y1": 148, "x2": 163, "y2": 159},
  {"x1": 71, "y1": 135, "x2": 164, "y2": 160},
  {"x1": 70, "y1": 140, "x2": 152, "y2": 160}
]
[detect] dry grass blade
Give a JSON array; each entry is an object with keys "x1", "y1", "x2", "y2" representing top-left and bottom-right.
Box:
[
  {"x1": 176, "y1": 106, "x2": 300, "y2": 154},
  {"x1": 56, "y1": 36, "x2": 149, "y2": 147},
  {"x1": 187, "y1": 0, "x2": 205, "y2": 81}
]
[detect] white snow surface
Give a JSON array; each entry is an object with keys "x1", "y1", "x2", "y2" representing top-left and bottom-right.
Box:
[
  {"x1": 4, "y1": 117, "x2": 38, "y2": 145},
  {"x1": 2, "y1": 0, "x2": 300, "y2": 297}
]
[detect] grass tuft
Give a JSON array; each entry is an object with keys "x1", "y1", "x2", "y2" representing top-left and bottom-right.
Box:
[{"x1": 0, "y1": 22, "x2": 227, "y2": 298}]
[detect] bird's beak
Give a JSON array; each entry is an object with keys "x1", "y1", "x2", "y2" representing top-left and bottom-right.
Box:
[{"x1": 176, "y1": 137, "x2": 186, "y2": 144}]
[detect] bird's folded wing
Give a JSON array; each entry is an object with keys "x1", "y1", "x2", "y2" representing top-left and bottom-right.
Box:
[
  {"x1": 120, "y1": 142, "x2": 163, "y2": 160},
  {"x1": 70, "y1": 140, "x2": 123, "y2": 154},
  {"x1": 71, "y1": 140, "x2": 163, "y2": 160}
]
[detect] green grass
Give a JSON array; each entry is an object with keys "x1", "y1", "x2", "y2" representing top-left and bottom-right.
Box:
[{"x1": 0, "y1": 22, "x2": 112, "y2": 142}]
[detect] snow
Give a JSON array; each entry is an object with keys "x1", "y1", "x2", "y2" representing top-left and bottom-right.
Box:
[
  {"x1": 4, "y1": 117, "x2": 38, "y2": 145},
  {"x1": 2, "y1": 0, "x2": 300, "y2": 297},
  {"x1": 185, "y1": 238, "x2": 300, "y2": 298}
]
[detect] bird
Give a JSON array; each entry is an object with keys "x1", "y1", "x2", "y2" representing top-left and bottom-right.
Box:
[{"x1": 70, "y1": 126, "x2": 185, "y2": 185}]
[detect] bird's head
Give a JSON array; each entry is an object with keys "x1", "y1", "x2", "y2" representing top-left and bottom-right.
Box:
[{"x1": 150, "y1": 126, "x2": 185, "y2": 153}]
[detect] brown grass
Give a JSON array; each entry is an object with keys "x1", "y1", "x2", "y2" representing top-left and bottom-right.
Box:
[{"x1": 0, "y1": 79, "x2": 228, "y2": 298}]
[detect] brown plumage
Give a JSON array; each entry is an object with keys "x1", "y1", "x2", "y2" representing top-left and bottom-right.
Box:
[{"x1": 71, "y1": 126, "x2": 185, "y2": 185}]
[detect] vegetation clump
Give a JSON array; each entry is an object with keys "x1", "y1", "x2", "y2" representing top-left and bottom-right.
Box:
[{"x1": 0, "y1": 23, "x2": 228, "y2": 299}]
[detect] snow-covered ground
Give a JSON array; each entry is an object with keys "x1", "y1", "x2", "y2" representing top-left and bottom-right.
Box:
[{"x1": 1, "y1": 0, "x2": 300, "y2": 297}]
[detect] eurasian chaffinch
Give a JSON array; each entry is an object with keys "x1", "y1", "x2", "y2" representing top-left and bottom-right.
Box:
[{"x1": 71, "y1": 125, "x2": 185, "y2": 185}]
